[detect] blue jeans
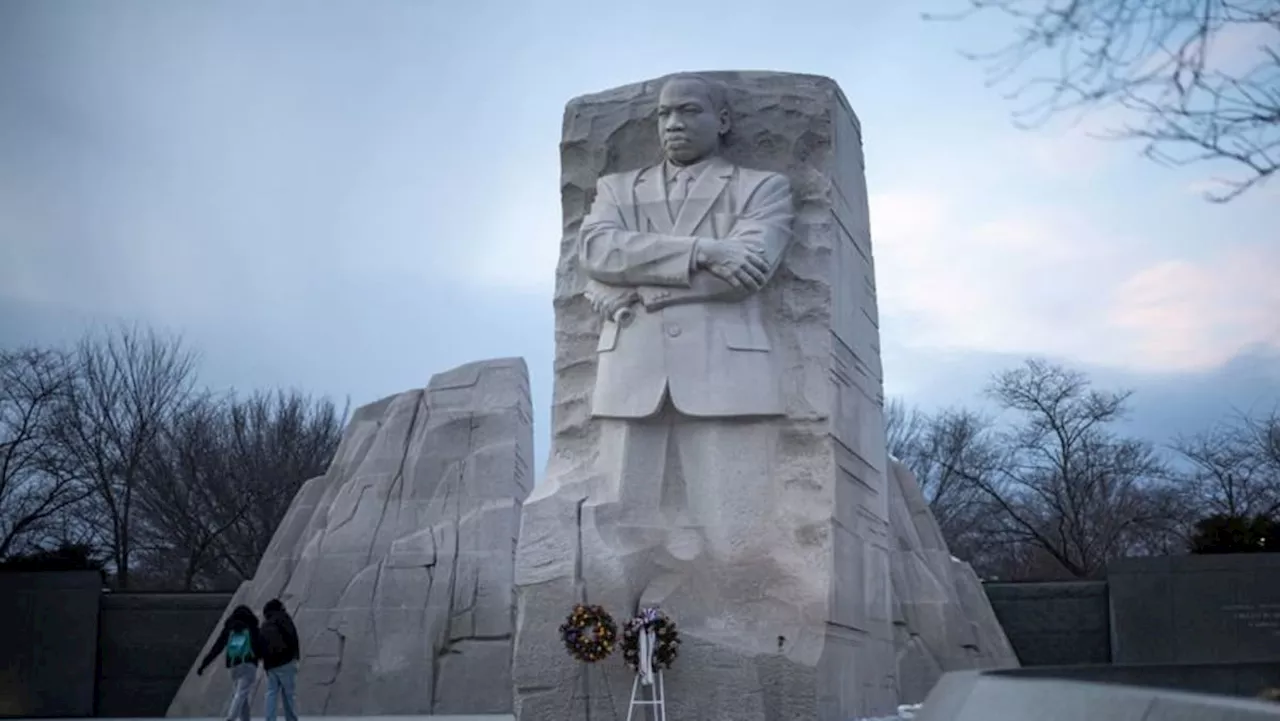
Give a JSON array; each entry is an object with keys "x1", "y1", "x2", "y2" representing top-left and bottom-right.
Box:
[
  {"x1": 226, "y1": 662, "x2": 257, "y2": 721},
  {"x1": 264, "y1": 661, "x2": 298, "y2": 721}
]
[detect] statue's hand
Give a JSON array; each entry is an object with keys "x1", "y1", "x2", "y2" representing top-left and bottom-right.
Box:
[
  {"x1": 697, "y1": 240, "x2": 769, "y2": 291},
  {"x1": 584, "y1": 282, "x2": 639, "y2": 318}
]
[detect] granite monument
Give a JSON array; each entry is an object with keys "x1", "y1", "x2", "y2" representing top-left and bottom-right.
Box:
[
  {"x1": 513, "y1": 71, "x2": 896, "y2": 721},
  {"x1": 167, "y1": 358, "x2": 532, "y2": 717}
]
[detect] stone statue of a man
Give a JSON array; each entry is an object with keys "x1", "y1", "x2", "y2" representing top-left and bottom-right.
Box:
[{"x1": 577, "y1": 74, "x2": 795, "y2": 603}]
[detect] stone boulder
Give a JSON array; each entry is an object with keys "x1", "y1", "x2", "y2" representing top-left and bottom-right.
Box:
[
  {"x1": 167, "y1": 357, "x2": 532, "y2": 717},
  {"x1": 888, "y1": 458, "x2": 1019, "y2": 702}
]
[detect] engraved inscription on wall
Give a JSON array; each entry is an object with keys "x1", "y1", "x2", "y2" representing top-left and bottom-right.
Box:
[{"x1": 1222, "y1": 603, "x2": 1280, "y2": 636}]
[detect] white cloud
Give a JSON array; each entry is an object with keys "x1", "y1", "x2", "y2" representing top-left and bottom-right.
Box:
[
  {"x1": 1204, "y1": 20, "x2": 1279, "y2": 77},
  {"x1": 1107, "y1": 246, "x2": 1280, "y2": 372},
  {"x1": 979, "y1": 102, "x2": 1139, "y2": 181},
  {"x1": 870, "y1": 189, "x2": 1280, "y2": 374},
  {"x1": 1017, "y1": 123, "x2": 1114, "y2": 178},
  {"x1": 874, "y1": 191, "x2": 1122, "y2": 351}
]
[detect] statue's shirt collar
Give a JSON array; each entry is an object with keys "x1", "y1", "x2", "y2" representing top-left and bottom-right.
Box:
[{"x1": 664, "y1": 157, "x2": 715, "y2": 185}]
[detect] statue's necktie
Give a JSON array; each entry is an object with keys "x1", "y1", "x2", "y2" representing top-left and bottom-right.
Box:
[{"x1": 669, "y1": 170, "x2": 694, "y2": 216}]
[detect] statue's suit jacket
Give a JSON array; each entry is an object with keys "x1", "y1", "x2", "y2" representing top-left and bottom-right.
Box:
[{"x1": 579, "y1": 155, "x2": 795, "y2": 419}]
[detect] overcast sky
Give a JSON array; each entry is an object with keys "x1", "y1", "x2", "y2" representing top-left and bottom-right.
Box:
[{"x1": 2, "y1": 0, "x2": 1277, "y2": 474}]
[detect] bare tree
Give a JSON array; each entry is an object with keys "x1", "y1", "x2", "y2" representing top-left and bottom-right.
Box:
[
  {"x1": 1172, "y1": 419, "x2": 1278, "y2": 518},
  {"x1": 962, "y1": 359, "x2": 1170, "y2": 578},
  {"x1": 215, "y1": 390, "x2": 344, "y2": 576},
  {"x1": 933, "y1": 0, "x2": 1280, "y2": 201},
  {"x1": 1244, "y1": 407, "x2": 1280, "y2": 470},
  {"x1": 132, "y1": 394, "x2": 246, "y2": 589},
  {"x1": 47, "y1": 326, "x2": 198, "y2": 589},
  {"x1": 133, "y1": 389, "x2": 345, "y2": 589},
  {"x1": 1171, "y1": 407, "x2": 1280, "y2": 537},
  {"x1": 886, "y1": 398, "x2": 930, "y2": 462},
  {"x1": 0, "y1": 348, "x2": 89, "y2": 557},
  {"x1": 885, "y1": 399, "x2": 1006, "y2": 568}
]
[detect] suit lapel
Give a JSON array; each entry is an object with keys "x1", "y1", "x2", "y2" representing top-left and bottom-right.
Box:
[
  {"x1": 672, "y1": 156, "x2": 733, "y2": 237},
  {"x1": 632, "y1": 165, "x2": 672, "y2": 233}
]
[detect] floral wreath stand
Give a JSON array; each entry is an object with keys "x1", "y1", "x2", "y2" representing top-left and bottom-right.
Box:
[{"x1": 625, "y1": 624, "x2": 667, "y2": 721}]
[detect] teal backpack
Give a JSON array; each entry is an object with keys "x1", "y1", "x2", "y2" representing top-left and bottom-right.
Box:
[{"x1": 226, "y1": 628, "x2": 255, "y2": 665}]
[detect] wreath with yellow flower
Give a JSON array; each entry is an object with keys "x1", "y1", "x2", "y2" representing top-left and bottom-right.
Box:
[{"x1": 559, "y1": 603, "x2": 617, "y2": 663}]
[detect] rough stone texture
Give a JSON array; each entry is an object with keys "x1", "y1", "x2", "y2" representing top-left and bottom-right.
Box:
[
  {"x1": 887, "y1": 458, "x2": 1019, "y2": 703},
  {"x1": 512, "y1": 71, "x2": 897, "y2": 721},
  {"x1": 167, "y1": 358, "x2": 532, "y2": 717}
]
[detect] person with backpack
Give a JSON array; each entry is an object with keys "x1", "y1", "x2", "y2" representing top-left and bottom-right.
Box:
[
  {"x1": 260, "y1": 599, "x2": 301, "y2": 721},
  {"x1": 196, "y1": 604, "x2": 264, "y2": 721}
]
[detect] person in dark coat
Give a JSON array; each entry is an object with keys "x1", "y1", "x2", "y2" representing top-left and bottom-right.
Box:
[
  {"x1": 197, "y1": 605, "x2": 263, "y2": 721},
  {"x1": 260, "y1": 598, "x2": 301, "y2": 721}
]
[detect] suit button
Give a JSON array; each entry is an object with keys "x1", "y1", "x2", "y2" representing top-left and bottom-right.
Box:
[{"x1": 665, "y1": 323, "x2": 681, "y2": 337}]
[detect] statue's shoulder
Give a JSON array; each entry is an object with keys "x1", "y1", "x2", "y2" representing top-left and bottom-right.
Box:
[
  {"x1": 735, "y1": 164, "x2": 789, "y2": 186},
  {"x1": 730, "y1": 165, "x2": 793, "y2": 200}
]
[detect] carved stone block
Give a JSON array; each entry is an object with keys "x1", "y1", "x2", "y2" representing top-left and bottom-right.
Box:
[
  {"x1": 166, "y1": 358, "x2": 532, "y2": 717},
  {"x1": 888, "y1": 458, "x2": 1019, "y2": 703}
]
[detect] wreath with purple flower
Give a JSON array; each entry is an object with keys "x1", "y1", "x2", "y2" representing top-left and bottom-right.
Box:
[{"x1": 621, "y1": 607, "x2": 680, "y2": 671}]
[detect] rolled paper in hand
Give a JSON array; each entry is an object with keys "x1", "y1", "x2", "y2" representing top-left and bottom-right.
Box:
[{"x1": 612, "y1": 305, "x2": 635, "y2": 324}]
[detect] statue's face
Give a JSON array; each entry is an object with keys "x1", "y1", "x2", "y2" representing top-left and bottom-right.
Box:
[{"x1": 657, "y1": 79, "x2": 728, "y2": 165}]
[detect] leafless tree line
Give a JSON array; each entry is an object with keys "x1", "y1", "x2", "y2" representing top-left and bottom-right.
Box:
[
  {"x1": 7, "y1": 328, "x2": 1276, "y2": 585},
  {"x1": 0, "y1": 326, "x2": 345, "y2": 590},
  {"x1": 888, "y1": 359, "x2": 1280, "y2": 581}
]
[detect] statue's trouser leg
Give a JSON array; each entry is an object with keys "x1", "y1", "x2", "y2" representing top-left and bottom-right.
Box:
[
  {"x1": 594, "y1": 407, "x2": 804, "y2": 645},
  {"x1": 596, "y1": 410, "x2": 671, "y2": 526},
  {"x1": 583, "y1": 408, "x2": 676, "y2": 619},
  {"x1": 673, "y1": 416, "x2": 780, "y2": 562},
  {"x1": 668, "y1": 416, "x2": 818, "y2": 655}
]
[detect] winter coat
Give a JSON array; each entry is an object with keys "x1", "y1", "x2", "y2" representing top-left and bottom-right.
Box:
[{"x1": 260, "y1": 607, "x2": 301, "y2": 670}]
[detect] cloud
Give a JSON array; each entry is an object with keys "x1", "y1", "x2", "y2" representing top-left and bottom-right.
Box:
[
  {"x1": 1206, "y1": 19, "x2": 1280, "y2": 77},
  {"x1": 1107, "y1": 245, "x2": 1280, "y2": 372},
  {"x1": 874, "y1": 191, "x2": 1128, "y2": 350},
  {"x1": 1011, "y1": 108, "x2": 1129, "y2": 178},
  {"x1": 870, "y1": 189, "x2": 1280, "y2": 375}
]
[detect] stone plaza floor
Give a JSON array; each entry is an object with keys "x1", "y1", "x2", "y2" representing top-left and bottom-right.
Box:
[{"x1": 9, "y1": 717, "x2": 514, "y2": 721}]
